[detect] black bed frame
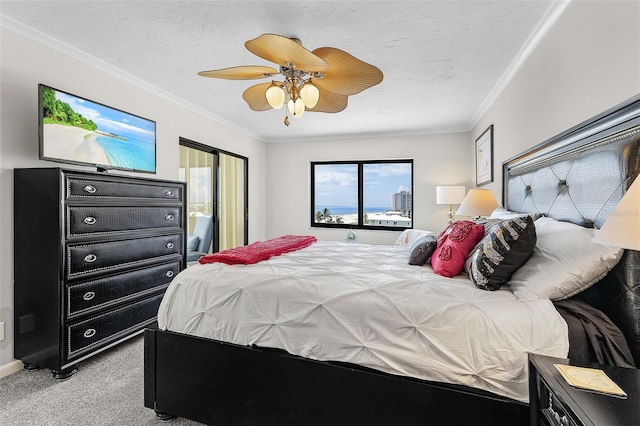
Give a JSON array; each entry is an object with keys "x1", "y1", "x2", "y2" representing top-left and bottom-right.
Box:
[{"x1": 144, "y1": 94, "x2": 640, "y2": 425}]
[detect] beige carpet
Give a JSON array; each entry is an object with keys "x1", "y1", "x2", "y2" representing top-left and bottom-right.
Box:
[{"x1": 0, "y1": 335, "x2": 204, "y2": 426}]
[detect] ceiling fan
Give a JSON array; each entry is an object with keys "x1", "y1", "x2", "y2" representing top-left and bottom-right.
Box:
[{"x1": 198, "y1": 33, "x2": 384, "y2": 126}]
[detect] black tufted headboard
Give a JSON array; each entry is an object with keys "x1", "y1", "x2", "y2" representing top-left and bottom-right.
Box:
[{"x1": 502, "y1": 94, "x2": 640, "y2": 366}]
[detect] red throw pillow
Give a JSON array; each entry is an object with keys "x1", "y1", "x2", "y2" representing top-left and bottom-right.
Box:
[{"x1": 430, "y1": 221, "x2": 484, "y2": 277}]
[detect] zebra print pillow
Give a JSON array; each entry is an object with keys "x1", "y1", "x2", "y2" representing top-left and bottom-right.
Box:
[{"x1": 468, "y1": 216, "x2": 537, "y2": 291}]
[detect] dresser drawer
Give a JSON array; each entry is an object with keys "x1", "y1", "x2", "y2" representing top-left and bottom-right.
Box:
[
  {"x1": 67, "y1": 176, "x2": 183, "y2": 201},
  {"x1": 67, "y1": 234, "x2": 182, "y2": 278},
  {"x1": 67, "y1": 293, "x2": 164, "y2": 357},
  {"x1": 66, "y1": 261, "x2": 180, "y2": 318},
  {"x1": 67, "y1": 206, "x2": 182, "y2": 236}
]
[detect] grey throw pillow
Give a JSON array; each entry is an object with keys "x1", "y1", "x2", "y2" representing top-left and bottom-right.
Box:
[{"x1": 408, "y1": 234, "x2": 437, "y2": 266}]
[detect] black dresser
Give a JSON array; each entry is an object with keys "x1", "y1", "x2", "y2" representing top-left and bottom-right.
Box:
[{"x1": 14, "y1": 168, "x2": 186, "y2": 378}]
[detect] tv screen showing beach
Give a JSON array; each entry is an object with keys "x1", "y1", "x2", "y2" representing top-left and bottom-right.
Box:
[{"x1": 39, "y1": 84, "x2": 156, "y2": 173}]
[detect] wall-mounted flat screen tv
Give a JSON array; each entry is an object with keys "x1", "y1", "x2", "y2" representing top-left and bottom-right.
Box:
[{"x1": 39, "y1": 84, "x2": 156, "y2": 173}]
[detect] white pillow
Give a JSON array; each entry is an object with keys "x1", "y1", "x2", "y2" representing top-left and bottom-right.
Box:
[
  {"x1": 508, "y1": 216, "x2": 623, "y2": 301},
  {"x1": 394, "y1": 229, "x2": 433, "y2": 247}
]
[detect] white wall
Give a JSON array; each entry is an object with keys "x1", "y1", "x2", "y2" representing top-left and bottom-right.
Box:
[
  {"x1": 265, "y1": 132, "x2": 472, "y2": 245},
  {"x1": 471, "y1": 0, "x2": 640, "y2": 197},
  {"x1": 266, "y1": 1, "x2": 640, "y2": 246},
  {"x1": 0, "y1": 27, "x2": 266, "y2": 370},
  {"x1": 264, "y1": 2, "x2": 640, "y2": 392}
]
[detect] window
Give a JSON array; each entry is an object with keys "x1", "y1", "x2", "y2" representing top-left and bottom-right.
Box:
[{"x1": 311, "y1": 160, "x2": 413, "y2": 230}]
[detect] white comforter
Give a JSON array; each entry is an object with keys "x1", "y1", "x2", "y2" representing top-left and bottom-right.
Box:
[{"x1": 157, "y1": 241, "x2": 569, "y2": 402}]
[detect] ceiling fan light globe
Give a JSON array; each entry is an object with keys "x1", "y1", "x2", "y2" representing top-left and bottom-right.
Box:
[
  {"x1": 265, "y1": 83, "x2": 285, "y2": 109},
  {"x1": 300, "y1": 82, "x2": 320, "y2": 109},
  {"x1": 288, "y1": 99, "x2": 305, "y2": 118},
  {"x1": 294, "y1": 98, "x2": 306, "y2": 117}
]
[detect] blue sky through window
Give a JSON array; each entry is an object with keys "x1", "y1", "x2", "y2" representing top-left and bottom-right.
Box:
[{"x1": 314, "y1": 162, "x2": 412, "y2": 210}]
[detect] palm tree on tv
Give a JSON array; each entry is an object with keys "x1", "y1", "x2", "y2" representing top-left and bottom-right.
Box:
[{"x1": 42, "y1": 87, "x2": 97, "y2": 131}]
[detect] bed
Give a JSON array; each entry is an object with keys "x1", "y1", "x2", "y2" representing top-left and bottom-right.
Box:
[{"x1": 144, "y1": 94, "x2": 640, "y2": 426}]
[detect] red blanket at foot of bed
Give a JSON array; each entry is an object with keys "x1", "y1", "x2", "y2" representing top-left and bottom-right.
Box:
[{"x1": 198, "y1": 235, "x2": 317, "y2": 265}]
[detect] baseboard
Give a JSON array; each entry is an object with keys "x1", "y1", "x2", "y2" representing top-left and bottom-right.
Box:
[{"x1": 0, "y1": 360, "x2": 23, "y2": 379}]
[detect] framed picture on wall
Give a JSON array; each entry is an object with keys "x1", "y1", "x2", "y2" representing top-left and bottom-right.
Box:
[{"x1": 475, "y1": 125, "x2": 494, "y2": 186}]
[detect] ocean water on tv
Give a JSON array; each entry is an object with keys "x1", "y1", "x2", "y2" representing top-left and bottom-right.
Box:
[{"x1": 96, "y1": 134, "x2": 155, "y2": 172}]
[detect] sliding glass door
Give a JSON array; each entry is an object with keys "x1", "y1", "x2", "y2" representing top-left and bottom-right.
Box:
[{"x1": 179, "y1": 138, "x2": 248, "y2": 257}]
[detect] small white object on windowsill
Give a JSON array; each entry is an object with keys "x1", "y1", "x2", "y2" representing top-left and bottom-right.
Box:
[{"x1": 345, "y1": 229, "x2": 358, "y2": 242}]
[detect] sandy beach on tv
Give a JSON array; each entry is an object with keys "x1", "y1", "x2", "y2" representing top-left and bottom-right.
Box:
[{"x1": 43, "y1": 123, "x2": 110, "y2": 165}]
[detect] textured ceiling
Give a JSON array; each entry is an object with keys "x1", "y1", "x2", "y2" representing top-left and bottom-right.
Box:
[{"x1": 0, "y1": 1, "x2": 568, "y2": 142}]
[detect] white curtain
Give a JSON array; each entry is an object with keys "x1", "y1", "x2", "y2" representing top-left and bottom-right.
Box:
[{"x1": 219, "y1": 154, "x2": 245, "y2": 250}]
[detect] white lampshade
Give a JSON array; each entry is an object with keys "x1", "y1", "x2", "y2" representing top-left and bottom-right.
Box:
[
  {"x1": 456, "y1": 188, "x2": 499, "y2": 218},
  {"x1": 437, "y1": 185, "x2": 466, "y2": 224},
  {"x1": 592, "y1": 178, "x2": 640, "y2": 250},
  {"x1": 288, "y1": 98, "x2": 305, "y2": 118},
  {"x1": 265, "y1": 82, "x2": 285, "y2": 109},
  {"x1": 299, "y1": 81, "x2": 320, "y2": 109},
  {"x1": 436, "y1": 186, "x2": 466, "y2": 205}
]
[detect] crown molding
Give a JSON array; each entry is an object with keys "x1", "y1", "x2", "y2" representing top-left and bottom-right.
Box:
[
  {"x1": 468, "y1": 0, "x2": 572, "y2": 131},
  {"x1": 0, "y1": 15, "x2": 265, "y2": 142}
]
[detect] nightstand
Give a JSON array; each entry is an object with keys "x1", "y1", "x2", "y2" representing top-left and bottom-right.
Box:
[{"x1": 529, "y1": 354, "x2": 640, "y2": 426}]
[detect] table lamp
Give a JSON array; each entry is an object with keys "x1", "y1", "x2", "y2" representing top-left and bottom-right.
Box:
[
  {"x1": 592, "y1": 177, "x2": 640, "y2": 250},
  {"x1": 436, "y1": 186, "x2": 466, "y2": 223},
  {"x1": 456, "y1": 188, "x2": 499, "y2": 221}
]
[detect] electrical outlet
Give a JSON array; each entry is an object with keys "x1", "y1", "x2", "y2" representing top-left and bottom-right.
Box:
[{"x1": 0, "y1": 322, "x2": 4, "y2": 341}]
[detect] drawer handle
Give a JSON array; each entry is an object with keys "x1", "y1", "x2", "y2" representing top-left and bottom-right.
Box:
[
  {"x1": 166, "y1": 242, "x2": 175, "y2": 249},
  {"x1": 165, "y1": 214, "x2": 174, "y2": 221},
  {"x1": 84, "y1": 254, "x2": 97, "y2": 263},
  {"x1": 83, "y1": 291, "x2": 96, "y2": 301},
  {"x1": 83, "y1": 185, "x2": 97, "y2": 194},
  {"x1": 166, "y1": 270, "x2": 174, "y2": 278},
  {"x1": 164, "y1": 190, "x2": 174, "y2": 197},
  {"x1": 83, "y1": 328, "x2": 96, "y2": 338},
  {"x1": 83, "y1": 216, "x2": 97, "y2": 225}
]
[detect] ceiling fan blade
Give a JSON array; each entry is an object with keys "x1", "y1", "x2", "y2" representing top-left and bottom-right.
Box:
[
  {"x1": 198, "y1": 66, "x2": 278, "y2": 80},
  {"x1": 245, "y1": 34, "x2": 329, "y2": 72},
  {"x1": 242, "y1": 82, "x2": 273, "y2": 111},
  {"x1": 307, "y1": 87, "x2": 348, "y2": 113},
  {"x1": 311, "y1": 47, "x2": 383, "y2": 96}
]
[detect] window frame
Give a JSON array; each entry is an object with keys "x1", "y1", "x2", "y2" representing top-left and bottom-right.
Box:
[{"x1": 310, "y1": 159, "x2": 413, "y2": 231}]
